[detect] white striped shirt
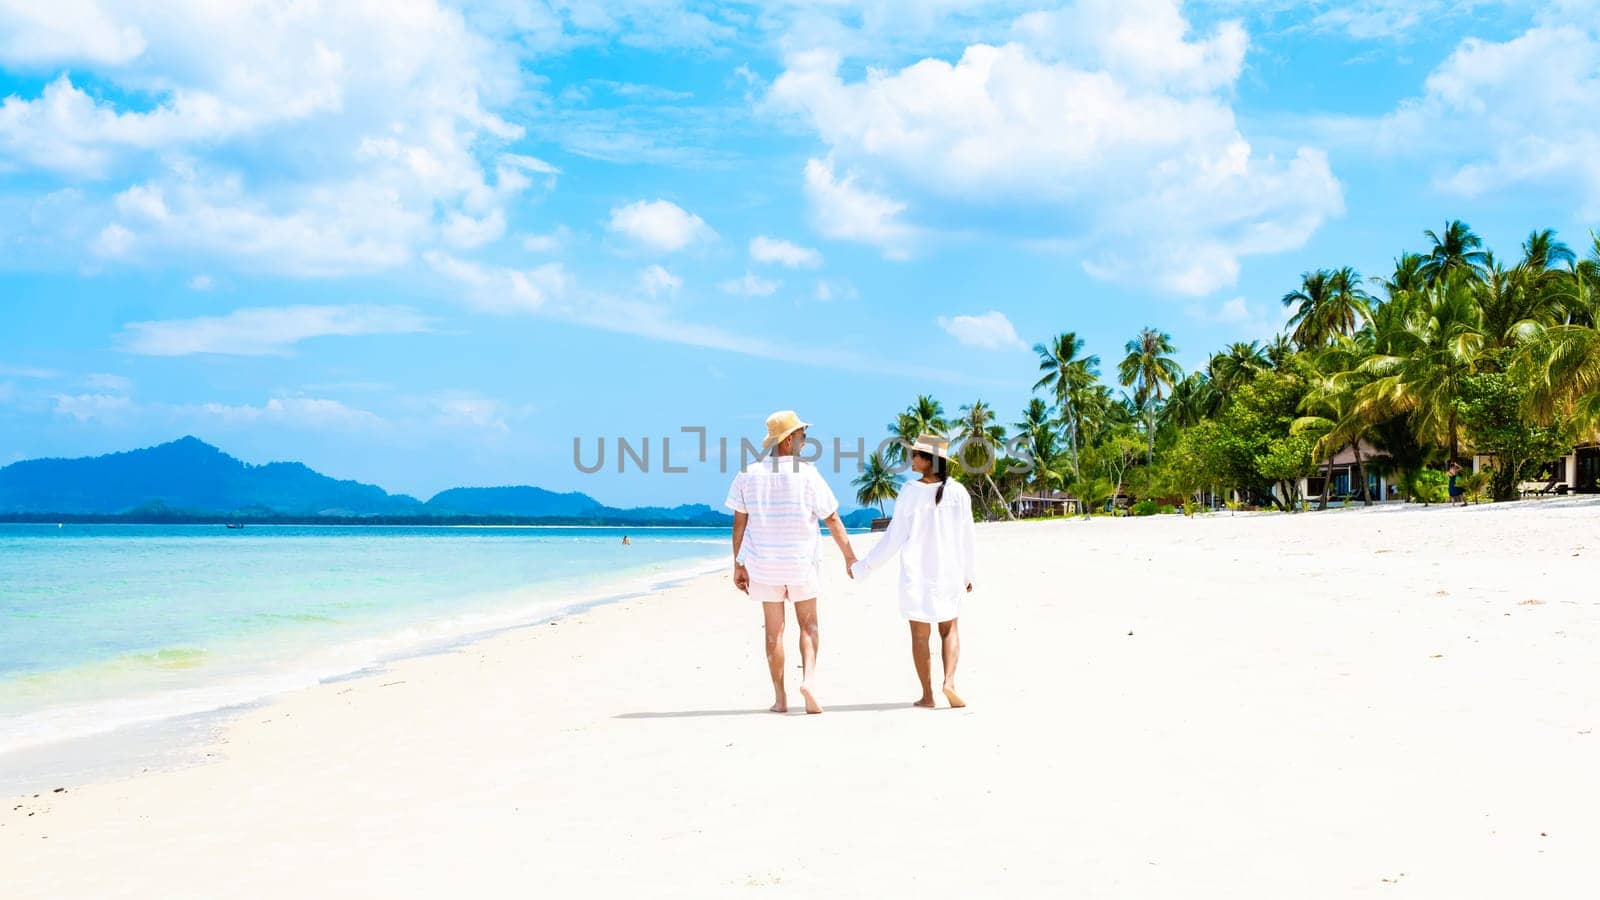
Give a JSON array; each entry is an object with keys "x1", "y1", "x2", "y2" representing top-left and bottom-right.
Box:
[{"x1": 725, "y1": 457, "x2": 839, "y2": 585}]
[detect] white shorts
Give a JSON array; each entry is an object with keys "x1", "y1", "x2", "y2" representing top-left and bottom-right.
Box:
[{"x1": 748, "y1": 575, "x2": 820, "y2": 604}]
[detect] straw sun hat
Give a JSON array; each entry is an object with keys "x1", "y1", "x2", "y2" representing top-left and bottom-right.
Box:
[
  {"x1": 762, "y1": 410, "x2": 812, "y2": 450},
  {"x1": 909, "y1": 433, "x2": 951, "y2": 459}
]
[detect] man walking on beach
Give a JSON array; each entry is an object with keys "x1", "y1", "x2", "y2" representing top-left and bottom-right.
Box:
[{"x1": 727, "y1": 411, "x2": 856, "y2": 714}]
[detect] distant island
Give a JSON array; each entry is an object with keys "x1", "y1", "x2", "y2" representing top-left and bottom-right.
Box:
[{"x1": 0, "y1": 436, "x2": 880, "y2": 528}]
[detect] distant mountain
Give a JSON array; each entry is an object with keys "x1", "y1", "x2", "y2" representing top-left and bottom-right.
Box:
[
  {"x1": 424, "y1": 487, "x2": 731, "y2": 525},
  {"x1": 0, "y1": 436, "x2": 422, "y2": 516},
  {"x1": 841, "y1": 508, "x2": 881, "y2": 529},
  {"x1": 0, "y1": 437, "x2": 735, "y2": 526},
  {"x1": 425, "y1": 486, "x2": 605, "y2": 518}
]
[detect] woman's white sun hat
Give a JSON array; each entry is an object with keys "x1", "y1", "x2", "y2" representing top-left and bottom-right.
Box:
[
  {"x1": 762, "y1": 410, "x2": 812, "y2": 450},
  {"x1": 909, "y1": 433, "x2": 951, "y2": 459}
]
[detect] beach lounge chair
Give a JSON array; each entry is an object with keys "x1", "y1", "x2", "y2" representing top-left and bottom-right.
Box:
[{"x1": 1521, "y1": 476, "x2": 1559, "y2": 497}]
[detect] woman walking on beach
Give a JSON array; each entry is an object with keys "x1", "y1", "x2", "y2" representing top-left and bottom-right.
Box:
[{"x1": 851, "y1": 435, "x2": 977, "y2": 708}]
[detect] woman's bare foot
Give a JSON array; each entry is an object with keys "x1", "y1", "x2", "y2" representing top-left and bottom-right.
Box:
[
  {"x1": 942, "y1": 685, "x2": 966, "y2": 708},
  {"x1": 799, "y1": 683, "x2": 823, "y2": 714},
  {"x1": 913, "y1": 696, "x2": 936, "y2": 708},
  {"x1": 770, "y1": 695, "x2": 788, "y2": 713}
]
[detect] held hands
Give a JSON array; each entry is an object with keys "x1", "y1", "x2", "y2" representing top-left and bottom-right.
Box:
[
  {"x1": 966, "y1": 583, "x2": 973, "y2": 593},
  {"x1": 733, "y1": 562, "x2": 750, "y2": 594}
]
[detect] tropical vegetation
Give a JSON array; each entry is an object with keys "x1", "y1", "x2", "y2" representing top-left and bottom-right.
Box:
[{"x1": 873, "y1": 221, "x2": 1600, "y2": 519}]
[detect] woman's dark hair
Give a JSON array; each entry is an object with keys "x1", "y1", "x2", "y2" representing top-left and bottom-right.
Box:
[{"x1": 911, "y1": 450, "x2": 950, "y2": 505}]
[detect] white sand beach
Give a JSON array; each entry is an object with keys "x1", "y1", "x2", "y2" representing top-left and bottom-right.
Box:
[{"x1": 5, "y1": 500, "x2": 1599, "y2": 897}]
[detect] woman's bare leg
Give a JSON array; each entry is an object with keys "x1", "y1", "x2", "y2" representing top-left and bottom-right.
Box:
[
  {"x1": 909, "y1": 621, "x2": 934, "y2": 707},
  {"x1": 762, "y1": 601, "x2": 787, "y2": 712},
  {"x1": 938, "y1": 618, "x2": 965, "y2": 708}
]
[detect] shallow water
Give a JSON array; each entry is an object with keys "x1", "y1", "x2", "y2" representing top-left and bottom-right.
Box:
[{"x1": 0, "y1": 524, "x2": 727, "y2": 755}]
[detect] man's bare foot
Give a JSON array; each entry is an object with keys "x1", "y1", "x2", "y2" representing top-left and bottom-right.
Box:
[
  {"x1": 770, "y1": 699, "x2": 788, "y2": 713},
  {"x1": 913, "y1": 696, "x2": 936, "y2": 708},
  {"x1": 942, "y1": 685, "x2": 966, "y2": 708},
  {"x1": 799, "y1": 683, "x2": 823, "y2": 714}
]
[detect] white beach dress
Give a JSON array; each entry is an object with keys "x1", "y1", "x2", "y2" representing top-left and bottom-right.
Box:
[{"x1": 851, "y1": 478, "x2": 977, "y2": 623}]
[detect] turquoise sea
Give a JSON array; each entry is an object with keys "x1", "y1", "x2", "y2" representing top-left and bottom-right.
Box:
[{"x1": 0, "y1": 524, "x2": 727, "y2": 756}]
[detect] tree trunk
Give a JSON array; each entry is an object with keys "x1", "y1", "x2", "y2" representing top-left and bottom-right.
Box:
[
  {"x1": 985, "y1": 473, "x2": 1016, "y2": 521},
  {"x1": 1353, "y1": 441, "x2": 1370, "y2": 506},
  {"x1": 1318, "y1": 454, "x2": 1333, "y2": 511}
]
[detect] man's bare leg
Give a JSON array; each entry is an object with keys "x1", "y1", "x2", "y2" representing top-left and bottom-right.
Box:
[
  {"x1": 762, "y1": 601, "x2": 787, "y2": 713},
  {"x1": 909, "y1": 621, "x2": 935, "y2": 707},
  {"x1": 793, "y1": 598, "x2": 822, "y2": 714},
  {"x1": 938, "y1": 618, "x2": 965, "y2": 708}
]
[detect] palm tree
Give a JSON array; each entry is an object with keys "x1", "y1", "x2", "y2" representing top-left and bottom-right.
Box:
[
  {"x1": 907, "y1": 395, "x2": 949, "y2": 435},
  {"x1": 1295, "y1": 337, "x2": 1377, "y2": 509},
  {"x1": 1117, "y1": 327, "x2": 1182, "y2": 463},
  {"x1": 953, "y1": 399, "x2": 1015, "y2": 520},
  {"x1": 1264, "y1": 334, "x2": 1296, "y2": 370},
  {"x1": 1033, "y1": 332, "x2": 1100, "y2": 476},
  {"x1": 1355, "y1": 273, "x2": 1487, "y2": 462},
  {"x1": 1282, "y1": 267, "x2": 1371, "y2": 349},
  {"x1": 1208, "y1": 340, "x2": 1269, "y2": 397},
  {"x1": 1014, "y1": 398, "x2": 1064, "y2": 497},
  {"x1": 1162, "y1": 371, "x2": 1217, "y2": 430},
  {"x1": 1419, "y1": 220, "x2": 1489, "y2": 285},
  {"x1": 1520, "y1": 228, "x2": 1575, "y2": 273},
  {"x1": 852, "y1": 452, "x2": 902, "y2": 515},
  {"x1": 1378, "y1": 252, "x2": 1429, "y2": 301},
  {"x1": 884, "y1": 395, "x2": 949, "y2": 465}
]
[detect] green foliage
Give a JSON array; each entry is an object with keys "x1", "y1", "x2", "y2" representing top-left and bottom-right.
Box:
[
  {"x1": 1456, "y1": 371, "x2": 1571, "y2": 501},
  {"x1": 1408, "y1": 468, "x2": 1448, "y2": 503},
  {"x1": 1131, "y1": 498, "x2": 1158, "y2": 516},
  {"x1": 852, "y1": 452, "x2": 902, "y2": 515},
  {"x1": 1456, "y1": 468, "x2": 1492, "y2": 503}
]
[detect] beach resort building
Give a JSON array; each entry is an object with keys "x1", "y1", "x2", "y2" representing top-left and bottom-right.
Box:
[{"x1": 1296, "y1": 440, "x2": 1399, "y2": 504}]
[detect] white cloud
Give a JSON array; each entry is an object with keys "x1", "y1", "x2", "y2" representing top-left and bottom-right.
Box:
[
  {"x1": 1366, "y1": 22, "x2": 1600, "y2": 217},
  {"x1": 441, "y1": 209, "x2": 507, "y2": 249},
  {"x1": 187, "y1": 273, "x2": 214, "y2": 291},
  {"x1": 639, "y1": 264, "x2": 682, "y2": 298},
  {"x1": 813, "y1": 279, "x2": 858, "y2": 302},
  {"x1": 767, "y1": 3, "x2": 1344, "y2": 295},
  {"x1": 427, "y1": 390, "x2": 528, "y2": 433},
  {"x1": 936, "y1": 310, "x2": 1027, "y2": 350},
  {"x1": 749, "y1": 235, "x2": 822, "y2": 268},
  {"x1": 425, "y1": 251, "x2": 569, "y2": 314},
  {"x1": 1214, "y1": 296, "x2": 1252, "y2": 324},
  {"x1": 0, "y1": 0, "x2": 146, "y2": 66},
  {"x1": 801, "y1": 157, "x2": 917, "y2": 260},
  {"x1": 188, "y1": 396, "x2": 387, "y2": 431},
  {"x1": 1185, "y1": 294, "x2": 1281, "y2": 339},
  {"x1": 1012, "y1": 0, "x2": 1246, "y2": 92},
  {"x1": 719, "y1": 271, "x2": 780, "y2": 297},
  {"x1": 83, "y1": 372, "x2": 133, "y2": 393},
  {"x1": 119, "y1": 305, "x2": 433, "y2": 356},
  {"x1": 607, "y1": 199, "x2": 714, "y2": 252},
  {"x1": 51, "y1": 392, "x2": 134, "y2": 423},
  {"x1": 0, "y1": 1, "x2": 545, "y2": 275},
  {"x1": 0, "y1": 363, "x2": 63, "y2": 379},
  {"x1": 521, "y1": 226, "x2": 571, "y2": 253}
]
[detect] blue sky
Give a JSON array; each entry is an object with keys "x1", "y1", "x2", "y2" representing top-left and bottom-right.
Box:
[{"x1": 2, "y1": 0, "x2": 1598, "y2": 508}]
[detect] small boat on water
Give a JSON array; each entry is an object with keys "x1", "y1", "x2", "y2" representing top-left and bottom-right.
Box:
[{"x1": 225, "y1": 523, "x2": 246, "y2": 530}]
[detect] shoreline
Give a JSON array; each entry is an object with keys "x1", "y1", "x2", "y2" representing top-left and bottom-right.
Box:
[
  {"x1": 0, "y1": 550, "x2": 728, "y2": 794},
  {"x1": 5, "y1": 501, "x2": 1598, "y2": 897}
]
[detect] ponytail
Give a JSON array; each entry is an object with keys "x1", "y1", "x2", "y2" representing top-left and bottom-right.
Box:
[{"x1": 935, "y1": 456, "x2": 949, "y2": 505}]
